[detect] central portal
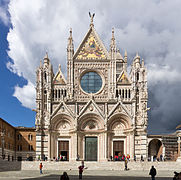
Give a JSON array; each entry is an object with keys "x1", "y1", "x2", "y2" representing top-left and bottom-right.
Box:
[{"x1": 85, "y1": 137, "x2": 97, "y2": 161}]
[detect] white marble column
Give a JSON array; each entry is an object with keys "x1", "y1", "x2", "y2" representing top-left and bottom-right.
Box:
[
  {"x1": 176, "y1": 130, "x2": 181, "y2": 162},
  {"x1": 131, "y1": 132, "x2": 135, "y2": 159},
  {"x1": 48, "y1": 132, "x2": 51, "y2": 160}
]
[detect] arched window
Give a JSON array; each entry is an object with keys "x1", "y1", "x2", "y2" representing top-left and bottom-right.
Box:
[
  {"x1": 28, "y1": 134, "x2": 33, "y2": 141},
  {"x1": 136, "y1": 72, "x2": 139, "y2": 81},
  {"x1": 125, "y1": 89, "x2": 127, "y2": 98},
  {"x1": 122, "y1": 89, "x2": 124, "y2": 98},
  {"x1": 44, "y1": 72, "x2": 47, "y2": 81}
]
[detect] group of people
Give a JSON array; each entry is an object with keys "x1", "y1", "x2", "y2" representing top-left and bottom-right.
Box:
[
  {"x1": 113, "y1": 154, "x2": 130, "y2": 161},
  {"x1": 39, "y1": 161, "x2": 181, "y2": 180},
  {"x1": 39, "y1": 160, "x2": 86, "y2": 179}
]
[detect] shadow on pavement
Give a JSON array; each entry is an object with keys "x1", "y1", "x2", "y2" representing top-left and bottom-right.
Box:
[
  {"x1": 22, "y1": 174, "x2": 173, "y2": 180},
  {"x1": 0, "y1": 161, "x2": 22, "y2": 172}
]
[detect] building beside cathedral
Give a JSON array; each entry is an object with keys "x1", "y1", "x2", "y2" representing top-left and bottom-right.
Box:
[{"x1": 35, "y1": 16, "x2": 149, "y2": 161}]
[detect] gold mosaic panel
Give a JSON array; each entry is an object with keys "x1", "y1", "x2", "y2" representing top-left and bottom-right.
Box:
[
  {"x1": 54, "y1": 73, "x2": 66, "y2": 84},
  {"x1": 77, "y1": 35, "x2": 106, "y2": 59},
  {"x1": 119, "y1": 73, "x2": 129, "y2": 84}
]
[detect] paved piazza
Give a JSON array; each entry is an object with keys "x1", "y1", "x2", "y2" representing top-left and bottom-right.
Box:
[{"x1": 0, "y1": 170, "x2": 174, "y2": 180}]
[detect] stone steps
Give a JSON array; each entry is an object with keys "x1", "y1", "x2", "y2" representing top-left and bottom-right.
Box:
[{"x1": 0, "y1": 160, "x2": 181, "y2": 171}]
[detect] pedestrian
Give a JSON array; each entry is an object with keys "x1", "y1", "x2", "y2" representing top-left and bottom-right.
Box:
[
  {"x1": 39, "y1": 162, "x2": 43, "y2": 174},
  {"x1": 124, "y1": 158, "x2": 128, "y2": 171},
  {"x1": 60, "y1": 171, "x2": 69, "y2": 180},
  {"x1": 149, "y1": 166, "x2": 157, "y2": 180},
  {"x1": 78, "y1": 164, "x2": 84, "y2": 179},
  {"x1": 141, "y1": 155, "x2": 144, "y2": 161}
]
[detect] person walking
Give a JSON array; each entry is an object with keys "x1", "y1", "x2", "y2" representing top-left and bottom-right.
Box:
[
  {"x1": 124, "y1": 158, "x2": 128, "y2": 171},
  {"x1": 39, "y1": 162, "x2": 43, "y2": 174},
  {"x1": 78, "y1": 164, "x2": 84, "y2": 179},
  {"x1": 149, "y1": 166, "x2": 157, "y2": 180},
  {"x1": 60, "y1": 172, "x2": 69, "y2": 180}
]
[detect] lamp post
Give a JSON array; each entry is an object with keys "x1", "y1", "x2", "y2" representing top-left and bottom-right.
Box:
[{"x1": 1, "y1": 130, "x2": 5, "y2": 160}]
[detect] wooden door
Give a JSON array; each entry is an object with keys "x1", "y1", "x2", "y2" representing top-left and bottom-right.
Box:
[
  {"x1": 58, "y1": 141, "x2": 69, "y2": 161},
  {"x1": 113, "y1": 141, "x2": 124, "y2": 157}
]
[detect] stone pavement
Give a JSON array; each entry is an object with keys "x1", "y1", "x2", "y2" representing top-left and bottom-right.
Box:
[{"x1": 0, "y1": 170, "x2": 175, "y2": 180}]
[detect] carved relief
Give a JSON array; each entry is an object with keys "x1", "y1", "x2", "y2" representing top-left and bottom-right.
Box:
[
  {"x1": 82, "y1": 120, "x2": 99, "y2": 130},
  {"x1": 58, "y1": 120, "x2": 70, "y2": 131}
]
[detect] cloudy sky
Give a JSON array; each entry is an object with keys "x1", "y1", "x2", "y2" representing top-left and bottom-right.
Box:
[{"x1": 0, "y1": 0, "x2": 181, "y2": 134}]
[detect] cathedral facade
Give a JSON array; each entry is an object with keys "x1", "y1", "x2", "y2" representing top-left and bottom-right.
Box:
[{"x1": 35, "y1": 17, "x2": 148, "y2": 161}]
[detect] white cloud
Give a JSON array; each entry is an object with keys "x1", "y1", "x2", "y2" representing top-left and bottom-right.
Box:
[
  {"x1": 13, "y1": 81, "x2": 35, "y2": 109},
  {"x1": 0, "y1": 2, "x2": 10, "y2": 26},
  {"x1": 6, "y1": 0, "x2": 181, "y2": 133},
  {"x1": 147, "y1": 63, "x2": 181, "y2": 85}
]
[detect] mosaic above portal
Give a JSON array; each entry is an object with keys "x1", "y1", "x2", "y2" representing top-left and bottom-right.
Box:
[
  {"x1": 54, "y1": 73, "x2": 66, "y2": 84},
  {"x1": 118, "y1": 72, "x2": 130, "y2": 84},
  {"x1": 77, "y1": 35, "x2": 106, "y2": 59}
]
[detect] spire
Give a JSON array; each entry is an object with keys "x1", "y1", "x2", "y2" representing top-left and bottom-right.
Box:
[
  {"x1": 135, "y1": 52, "x2": 140, "y2": 59},
  {"x1": 67, "y1": 28, "x2": 74, "y2": 57},
  {"x1": 89, "y1": 12, "x2": 95, "y2": 27},
  {"x1": 124, "y1": 50, "x2": 127, "y2": 62},
  {"x1": 110, "y1": 28, "x2": 116, "y2": 52},
  {"x1": 40, "y1": 60, "x2": 42, "y2": 67},
  {"x1": 44, "y1": 52, "x2": 48, "y2": 59},
  {"x1": 59, "y1": 64, "x2": 61, "y2": 71},
  {"x1": 112, "y1": 28, "x2": 115, "y2": 40},
  {"x1": 141, "y1": 58, "x2": 144, "y2": 67},
  {"x1": 124, "y1": 50, "x2": 127, "y2": 57},
  {"x1": 68, "y1": 28, "x2": 73, "y2": 47},
  {"x1": 44, "y1": 52, "x2": 50, "y2": 65}
]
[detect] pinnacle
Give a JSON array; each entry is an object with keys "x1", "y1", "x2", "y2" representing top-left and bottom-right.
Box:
[
  {"x1": 44, "y1": 52, "x2": 49, "y2": 59},
  {"x1": 124, "y1": 50, "x2": 127, "y2": 57}
]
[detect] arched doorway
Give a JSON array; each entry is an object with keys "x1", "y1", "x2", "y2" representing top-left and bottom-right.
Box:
[
  {"x1": 148, "y1": 139, "x2": 163, "y2": 161},
  {"x1": 107, "y1": 113, "x2": 132, "y2": 160},
  {"x1": 78, "y1": 113, "x2": 105, "y2": 161},
  {"x1": 51, "y1": 113, "x2": 75, "y2": 161}
]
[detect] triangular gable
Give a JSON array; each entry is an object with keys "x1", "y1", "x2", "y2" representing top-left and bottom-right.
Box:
[
  {"x1": 53, "y1": 65, "x2": 67, "y2": 84},
  {"x1": 78, "y1": 99, "x2": 105, "y2": 119},
  {"x1": 74, "y1": 27, "x2": 109, "y2": 60},
  {"x1": 117, "y1": 71, "x2": 131, "y2": 85},
  {"x1": 51, "y1": 101, "x2": 75, "y2": 119},
  {"x1": 108, "y1": 101, "x2": 132, "y2": 119}
]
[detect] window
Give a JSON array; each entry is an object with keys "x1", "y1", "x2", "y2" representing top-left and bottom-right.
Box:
[
  {"x1": 44, "y1": 72, "x2": 47, "y2": 81},
  {"x1": 17, "y1": 134, "x2": 22, "y2": 140},
  {"x1": 28, "y1": 134, "x2": 33, "y2": 141},
  {"x1": 28, "y1": 145, "x2": 33, "y2": 151},
  {"x1": 136, "y1": 72, "x2": 139, "y2": 81},
  {"x1": 80, "y1": 72, "x2": 102, "y2": 94},
  {"x1": 17, "y1": 145, "x2": 22, "y2": 151}
]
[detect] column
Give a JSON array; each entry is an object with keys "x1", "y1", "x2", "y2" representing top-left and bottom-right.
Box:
[
  {"x1": 48, "y1": 132, "x2": 51, "y2": 160},
  {"x1": 131, "y1": 132, "x2": 135, "y2": 159},
  {"x1": 71, "y1": 133, "x2": 77, "y2": 161},
  {"x1": 178, "y1": 137, "x2": 180, "y2": 157},
  {"x1": 177, "y1": 131, "x2": 181, "y2": 162}
]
